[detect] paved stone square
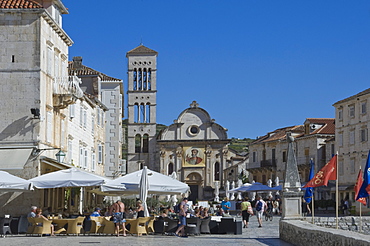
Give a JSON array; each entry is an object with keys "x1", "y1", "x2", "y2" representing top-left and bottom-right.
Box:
[{"x1": 1, "y1": 216, "x2": 293, "y2": 246}]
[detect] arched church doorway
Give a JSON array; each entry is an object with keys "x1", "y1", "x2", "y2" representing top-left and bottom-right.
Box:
[{"x1": 185, "y1": 172, "x2": 203, "y2": 203}]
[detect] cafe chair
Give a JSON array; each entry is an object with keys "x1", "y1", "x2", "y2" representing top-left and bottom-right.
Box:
[
  {"x1": 128, "y1": 217, "x2": 150, "y2": 236},
  {"x1": 200, "y1": 217, "x2": 211, "y2": 234},
  {"x1": 33, "y1": 217, "x2": 52, "y2": 236},
  {"x1": 66, "y1": 216, "x2": 84, "y2": 236},
  {"x1": 0, "y1": 216, "x2": 12, "y2": 237},
  {"x1": 89, "y1": 217, "x2": 103, "y2": 234},
  {"x1": 163, "y1": 217, "x2": 178, "y2": 233},
  {"x1": 145, "y1": 217, "x2": 155, "y2": 234},
  {"x1": 102, "y1": 217, "x2": 116, "y2": 235},
  {"x1": 153, "y1": 217, "x2": 165, "y2": 234},
  {"x1": 185, "y1": 217, "x2": 201, "y2": 236},
  {"x1": 26, "y1": 217, "x2": 35, "y2": 236}
]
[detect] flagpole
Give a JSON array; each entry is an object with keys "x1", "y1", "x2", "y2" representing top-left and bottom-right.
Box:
[
  {"x1": 359, "y1": 165, "x2": 362, "y2": 233},
  {"x1": 335, "y1": 152, "x2": 339, "y2": 230},
  {"x1": 311, "y1": 192, "x2": 315, "y2": 224}
]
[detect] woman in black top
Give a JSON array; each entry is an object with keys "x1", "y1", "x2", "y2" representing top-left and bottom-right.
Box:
[{"x1": 136, "y1": 200, "x2": 144, "y2": 217}]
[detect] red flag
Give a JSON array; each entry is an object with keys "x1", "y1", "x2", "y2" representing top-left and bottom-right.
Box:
[
  {"x1": 304, "y1": 155, "x2": 337, "y2": 188},
  {"x1": 355, "y1": 169, "x2": 367, "y2": 206}
]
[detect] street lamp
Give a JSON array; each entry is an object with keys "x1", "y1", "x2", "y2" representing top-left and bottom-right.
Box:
[{"x1": 55, "y1": 150, "x2": 66, "y2": 163}]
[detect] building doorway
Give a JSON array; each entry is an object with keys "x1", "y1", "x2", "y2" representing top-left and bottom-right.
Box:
[{"x1": 188, "y1": 185, "x2": 198, "y2": 202}]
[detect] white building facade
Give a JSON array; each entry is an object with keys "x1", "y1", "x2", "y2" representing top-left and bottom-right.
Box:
[{"x1": 333, "y1": 88, "x2": 370, "y2": 211}]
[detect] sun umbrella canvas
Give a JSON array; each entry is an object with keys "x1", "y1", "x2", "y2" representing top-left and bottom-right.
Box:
[
  {"x1": 0, "y1": 171, "x2": 33, "y2": 191},
  {"x1": 30, "y1": 168, "x2": 108, "y2": 188},
  {"x1": 139, "y1": 166, "x2": 149, "y2": 217}
]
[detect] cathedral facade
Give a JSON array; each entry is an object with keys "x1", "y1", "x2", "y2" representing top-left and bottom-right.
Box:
[{"x1": 126, "y1": 45, "x2": 239, "y2": 201}]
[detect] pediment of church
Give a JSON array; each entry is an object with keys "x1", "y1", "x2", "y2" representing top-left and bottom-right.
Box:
[{"x1": 158, "y1": 101, "x2": 228, "y2": 141}]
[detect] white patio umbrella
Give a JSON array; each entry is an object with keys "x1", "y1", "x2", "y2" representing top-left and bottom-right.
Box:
[
  {"x1": 230, "y1": 181, "x2": 235, "y2": 200},
  {"x1": 139, "y1": 166, "x2": 149, "y2": 217},
  {"x1": 30, "y1": 168, "x2": 108, "y2": 188},
  {"x1": 225, "y1": 180, "x2": 230, "y2": 200},
  {"x1": 0, "y1": 171, "x2": 33, "y2": 191},
  {"x1": 169, "y1": 172, "x2": 178, "y2": 206},
  {"x1": 267, "y1": 178, "x2": 273, "y2": 197},
  {"x1": 251, "y1": 180, "x2": 256, "y2": 201},
  {"x1": 275, "y1": 176, "x2": 280, "y2": 196},
  {"x1": 237, "y1": 179, "x2": 243, "y2": 200},
  {"x1": 101, "y1": 168, "x2": 189, "y2": 195},
  {"x1": 214, "y1": 181, "x2": 220, "y2": 202}
]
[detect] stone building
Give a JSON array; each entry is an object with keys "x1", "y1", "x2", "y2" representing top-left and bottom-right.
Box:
[
  {"x1": 333, "y1": 88, "x2": 370, "y2": 211},
  {"x1": 0, "y1": 0, "x2": 105, "y2": 216},
  {"x1": 69, "y1": 57, "x2": 124, "y2": 178},
  {"x1": 157, "y1": 101, "x2": 240, "y2": 201},
  {"x1": 126, "y1": 45, "x2": 158, "y2": 173},
  {"x1": 248, "y1": 118, "x2": 335, "y2": 193}
]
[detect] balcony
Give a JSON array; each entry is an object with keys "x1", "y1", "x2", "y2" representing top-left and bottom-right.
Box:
[
  {"x1": 53, "y1": 75, "x2": 84, "y2": 109},
  {"x1": 260, "y1": 159, "x2": 276, "y2": 168}
]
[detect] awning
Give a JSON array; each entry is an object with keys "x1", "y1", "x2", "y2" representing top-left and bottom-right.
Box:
[{"x1": 0, "y1": 148, "x2": 33, "y2": 170}]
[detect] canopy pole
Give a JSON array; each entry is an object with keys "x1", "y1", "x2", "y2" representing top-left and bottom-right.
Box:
[
  {"x1": 335, "y1": 152, "x2": 339, "y2": 230},
  {"x1": 311, "y1": 191, "x2": 315, "y2": 224}
]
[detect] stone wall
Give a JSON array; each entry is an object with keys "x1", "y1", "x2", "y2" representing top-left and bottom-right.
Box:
[
  {"x1": 310, "y1": 216, "x2": 370, "y2": 234},
  {"x1": 280, "y1": 219, "x2": 370, "y2": 246}
]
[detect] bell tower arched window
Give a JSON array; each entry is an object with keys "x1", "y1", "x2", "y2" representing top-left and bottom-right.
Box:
[
  {"x1": 145, "y1": 103, "x2": 150, "y2": 123},
  {"x1": 134, "y1": 103, "x2": 139, "y2": 123},
  {"x1": 148, "y1": 68, "x2": 151, "y2": 90},
  {"x1": 133, "y1": 68, "x2": 137, "y2": 90},
  {"x1": 143, "y1": 134, "x2": 149, "y2": 153},
  {"x1": 214, "y1": 162, "x2": 220, "y2": 181},
  {"x1": 143, "y1": 68, "x2": 147, "y2": 90},
  {"x1": 138, "y1": 68, "x2": 142, "y2": 90},
  {"x1": 135, "y1": 134, "x2": 141, "y2": 153}
]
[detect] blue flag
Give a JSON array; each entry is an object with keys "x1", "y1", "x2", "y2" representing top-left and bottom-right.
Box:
[
  {"x1": 356, "y1": 150, "x2": 370, "y2": 200},
  {"x1": 304, "y1": 159, "x2": 314, "y2": 203}
]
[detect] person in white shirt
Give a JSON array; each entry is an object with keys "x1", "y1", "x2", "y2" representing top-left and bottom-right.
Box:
[{"x1": 255, "y1": 196, "x2": 267, "y2": 228}]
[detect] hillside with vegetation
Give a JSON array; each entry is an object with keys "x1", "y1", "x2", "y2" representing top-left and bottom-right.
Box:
[{"x1": 228, "y1": 137, "x2": 255, "y2": 154}]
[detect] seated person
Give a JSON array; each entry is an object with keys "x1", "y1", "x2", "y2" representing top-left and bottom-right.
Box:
[
  {"x1": 216, "y1": 207, "x2": 224, "y2": 216},
  {"x1": 42, "y1": 207, "x2": 53, "y2": 217},
  {"x1": 62, "y1": 209, "x2": 70, "y2": 218},
  {"x1": 90, "y1": 207, "x2": 102, "y2": 217},
  {"x1": 35, "y1": 208, "x2": 55, "y2": 236},
  {"x1": 160, "y1": 209, "x2": 169, "y2": 218},
  {"x1": 200, "y1": 207, "x2": 209, "y2": 218},
  {"x1": 28, "y1": 206, "x2": 37, "y2": 218},
  {"x1": 193, "y1": 208, "x2": 201, "y2": 217}
]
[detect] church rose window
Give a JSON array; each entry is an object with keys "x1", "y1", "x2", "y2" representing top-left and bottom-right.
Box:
[{"x1": 188, "y1": 125, "x2": 199, "y2": 136}]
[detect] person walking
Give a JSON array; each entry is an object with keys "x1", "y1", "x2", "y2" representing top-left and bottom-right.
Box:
[
  {"x1": 109, "y1": 200, "x2": 127, "y2": 237},
  {"x1": 241, "y1": 197, "x2": 253, "y2": 228},
  {"x1": 175, "y1": 197, "x2": 188, "y2": 237},
  {"x1": 255, "y1": 196, "x2": 267, "y2": 228}
]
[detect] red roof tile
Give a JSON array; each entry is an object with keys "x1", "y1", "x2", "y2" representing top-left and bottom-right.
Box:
[
  {"x1": 68, "y1": 60, "x2": 121, "y2": 82},
  {"x1": 305, "y1": 118, "x2": 335, "y2": 135},
  {"x1": 0, "y1": 0, "x2": 42, "y2": 9},
  {"x1": 126, "y1": 44, "x2": 158, "y2": 56}
]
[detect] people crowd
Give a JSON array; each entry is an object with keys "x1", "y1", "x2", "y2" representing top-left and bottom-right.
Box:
[{"x1": 25, "y1": 194, "x2": 288, "y2": 237}]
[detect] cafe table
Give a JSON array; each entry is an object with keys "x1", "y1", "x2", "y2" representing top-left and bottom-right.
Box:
[{"x1": 52, "y1": 218, "x2": 75, "y2": 231}]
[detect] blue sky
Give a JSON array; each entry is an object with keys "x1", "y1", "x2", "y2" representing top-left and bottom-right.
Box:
[{"x1": 63, "y1": 0, "x2": 370, "y2": 139}]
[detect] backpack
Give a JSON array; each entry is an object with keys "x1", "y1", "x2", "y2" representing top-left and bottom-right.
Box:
[
  {"x1": 174, "y1": 203, "x2": 181, "y2": 213},
  {"x1": 256, "y1": 201, "x2": 263, "y2": 211}
]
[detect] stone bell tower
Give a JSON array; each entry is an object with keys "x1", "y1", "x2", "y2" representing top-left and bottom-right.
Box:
[{"x1": 126, "y1": 45, "x2": 158, "y2": 173}]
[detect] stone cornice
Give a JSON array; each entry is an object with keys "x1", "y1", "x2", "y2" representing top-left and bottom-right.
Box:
[
  {"x1": 41, "y1": 11, "x2": 73, "y2": 46},
  {"x1": 0, "y1": 8, "x2": 73, "y2": 46}
]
